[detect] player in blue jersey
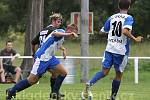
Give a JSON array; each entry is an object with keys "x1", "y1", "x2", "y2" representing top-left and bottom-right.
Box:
[
  {"x1": 81, "y1": 0, "x2": 143, "y2": 100},
  {"x1": 31, "y1": 13, "x2": 65, "y2": 98},
  {"x1": 6, "y1": 24, "x2": 78, "y2": 100}
]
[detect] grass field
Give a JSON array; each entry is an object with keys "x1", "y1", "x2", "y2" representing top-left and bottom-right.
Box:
[{"x1": 0, "y1": 67, "x2": 150, "y2": 100}]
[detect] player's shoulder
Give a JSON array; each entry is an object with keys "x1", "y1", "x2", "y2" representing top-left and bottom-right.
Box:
[
  {"x1": 125, "y1": 14, "x2": 134, "y2": 21},
  {"x1": 44, "y1": 25, "x2": 56, "y2": 31}
]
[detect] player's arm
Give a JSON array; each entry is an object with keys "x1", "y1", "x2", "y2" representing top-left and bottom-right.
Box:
[
  {"x1": 11, "y1": 49, "x2": 20, "y2": 62},
  {"x1": 31, "y1": 33, "x2": 40, "y2": 56},
  {"x1": 122, "y1": 28, "x2": 143, "y2": 42},
  {"x1": 52, "y1": 32, "x2": 78, "y2": 38},
  {"x1": 100, "y1": 17, "x2": 110, "y2": 34},
  {"x1": 11, "y1": 53, "x2": 20, "y2": 62},
  {"x1": 123, "y1": 15, "x2": 143, "y2": 42},
  {"x1": 59, "y1": 45, "x2": 67, "y2": 59}
]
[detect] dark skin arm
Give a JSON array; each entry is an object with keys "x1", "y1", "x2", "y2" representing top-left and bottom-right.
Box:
[{"x1": 122, "y1": 28, "x2": 143, "y2": 42}]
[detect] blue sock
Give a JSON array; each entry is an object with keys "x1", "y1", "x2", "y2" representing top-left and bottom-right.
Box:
[
  {"x1": 52, "y1": 75, "x2": 66, "y2": 94},
  {"x1": 111, "y1": 79, "x2": 121, "y2": 97},
  {"x1": 89, "y1": 71, "x2": 105, "y2": 86},
  {"x1": 50, "y1": 77, "x2": 56, "y2": 92},
  {"x1": 9, "y1": 79, "x2": 31, "y2": 96}
]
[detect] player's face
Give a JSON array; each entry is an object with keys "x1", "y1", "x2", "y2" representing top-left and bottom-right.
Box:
[
  {"x1": 54, "y1": 19, "x2": 62, "y2": 28},
  {"x1": 6, "y1": 42, "x2": 13, "y2": 51}
]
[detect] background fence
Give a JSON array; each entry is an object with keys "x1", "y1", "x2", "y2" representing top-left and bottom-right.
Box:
[{"x1": 0, "y1": 56, "x2": 150, "y2": 84}]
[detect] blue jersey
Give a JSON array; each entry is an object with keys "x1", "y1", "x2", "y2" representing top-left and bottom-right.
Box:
[
  {"x1": 101, "y1": 13, "x2": 134, "y2": 55},
  {"x1": 35, "y1": 29, "x2": 65, "y2": 61}
]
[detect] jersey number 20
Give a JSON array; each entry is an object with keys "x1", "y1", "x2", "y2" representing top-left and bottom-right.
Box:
[{"x1": 112, "y1": 21, "x2": 122, "y2": 37}]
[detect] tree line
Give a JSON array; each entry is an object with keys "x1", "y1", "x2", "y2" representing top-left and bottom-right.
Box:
[{"x1": 0, "y1": 0, "x2": 150, "y2": 38}]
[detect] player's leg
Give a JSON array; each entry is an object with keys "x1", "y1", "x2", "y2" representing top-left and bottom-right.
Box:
[
  {"x1": 109, "y1": 71, "x2": 123, "y2": 100},
  {"x1": 108, "y1": 54, "x2": 128, "y2": 100},
  {"x1": 48, "y1": 69, "x2": 65, "y2": 98},
  {"x1": 6, "y1": 73, "x2": 39, "y2": 100},
  {"x1": 0, "y1": 68, "x2": 5, "y2": 83},
  {"x1": 89, "y1": 67, "x2": 110, "y2": 86},
  {"x1": 48, "y1": 69, "x2": 57, "y2": 94},
  {"x1": 6, "y1": 58, "x2": 48, "y2": 100},
  {"x1": 82, "y1": 68, "x2": 110, "y2": 99},
  {"x1": 51, "y1": 64, "x2": 68, "y2": 95},
  {"x1": 89, "y1": 51, "x2": 113, "y2": 86},
  {"x1": 82, "y1": 51, "x2": 113, "y2": 99},
  {"x1": 14, "y1": 67, "x2": 22, "y2": 83}
]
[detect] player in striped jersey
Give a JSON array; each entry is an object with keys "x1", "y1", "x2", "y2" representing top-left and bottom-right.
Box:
[
  {"x1": 31, "y1": 13, "x2": 65, "y2": 98},
  {"x1": 6, "y1": 24, "x2": 78, "y2": 100},
  {"x1": 81, "y1": 0, "x2": 143, "y2": 100}
]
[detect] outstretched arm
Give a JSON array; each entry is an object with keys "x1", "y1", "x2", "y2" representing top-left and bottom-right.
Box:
[
  {"x1": 122, "y1": 28, "x2": 143, "y2": 42},
  {"x1": 52, "y1": 32, "x2": 78, "y2": 38}
]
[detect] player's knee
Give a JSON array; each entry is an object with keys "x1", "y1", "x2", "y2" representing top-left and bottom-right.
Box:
[
  {"x1": 27, "y1": 78, "x2": 38, "y2": 85},
  {"x1": 61, "y1": 70, "x2": 68, "y2": 76},
  {"x1": 103, "y1": 70, "x2": 109, "y2": 76},
  {"x1": 102, "y1": 68, "x2": 110, "y2": 76},
  {"x1": 115, "y1": 73, "x2": 123, "y2": 81},
  {"x1": 51, "y1": 73, "x2": 58, "y2": 78},
  {"x1": 27, "y1": 75, "x2": 39, "y2": 85}
]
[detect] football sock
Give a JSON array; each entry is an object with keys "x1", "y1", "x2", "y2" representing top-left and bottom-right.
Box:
[
  {"x1": 89, "y1": 71, "x2": 105, "y2": 86},
  {"x1": 52, "y1": 75, "x2": 66, "y2": 94},
  {"x1": 111, "y1": 79, "x2": 121, "y2": 98},
  {"x1": 8, "y1": 79, "x2": 31, "y2": 97},
  {"x1": 50, "y1": 77, "x2": 56, "y2": 92}
]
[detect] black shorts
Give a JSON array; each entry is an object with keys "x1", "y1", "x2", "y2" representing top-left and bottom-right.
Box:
[{"x1": 3, "y1": 64, "x2": 16, "y2": 74}]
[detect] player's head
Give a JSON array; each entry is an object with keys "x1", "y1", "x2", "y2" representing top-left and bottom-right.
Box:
[
  {"x1": 66, "y1": 23, "x2": 78, "y2": 34},
  {"x1": 5, "y1": 40, "x2": 13, "y2": 51},
  {"x1": 118, "y1": 0, "x2": 131, "y2": 10},
  {"x1": 66, "y1": 23, "x2": 78, "y2": 38},
  {"x1": 49, "y1": 13, "x2": 62, "y2": 28}
]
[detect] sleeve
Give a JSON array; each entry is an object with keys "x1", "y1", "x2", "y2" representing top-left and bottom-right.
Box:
[
  {"x1": 31, "y1": 32, "x2": 40, "y2": 45},
  {"x1": 100, "y1": 17, "x2": 111, "y2": 33},
  {"x1": 123, "y1": 15, "x2": 134, "y2": 30},
  {"x1": 53, "y1": 29, "x2": 65, "y2": 33}
]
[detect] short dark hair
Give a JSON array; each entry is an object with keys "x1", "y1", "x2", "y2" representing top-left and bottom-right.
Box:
[
  {"x1": 119, "y1": 0, "x2": 131, "y2": 10},
  {"x1": 6, "y1": 40, "x2": 12, "y2": 45}
]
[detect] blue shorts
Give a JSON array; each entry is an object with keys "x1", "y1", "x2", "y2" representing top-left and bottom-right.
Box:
[
  {"x1": 102, "y1": 51, "x2": 128, "y2": 72},
  {"x1": 31, "y1": 56, "x2": 60, "y2": 77}
]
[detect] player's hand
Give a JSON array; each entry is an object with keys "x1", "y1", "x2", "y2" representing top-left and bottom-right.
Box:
[
  {"x1": 135, "y1": 36, "x2": 143, "y2": 42},
  {"x1": 15, "y1": 53, "x2": 20, "y2": 58},
  {"x1": 71, "y1": 32, "x2": 78, "y2": 38}
]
